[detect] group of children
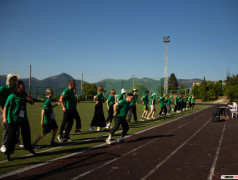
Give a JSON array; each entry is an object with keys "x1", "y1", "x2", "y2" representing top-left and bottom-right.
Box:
[{"x1": 0, "y1": 74, "x2": 195, "y2": 160}]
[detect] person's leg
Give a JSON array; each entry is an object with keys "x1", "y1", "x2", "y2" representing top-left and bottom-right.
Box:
[
  {"x1": 132, "y1": 105, "x2": 137, "y2": 122},
  {"x1": 5, "y1": 123, "x2": 18, "y2": 160},
  {"x1": 120, "y1": 117, "x2": 129, "y2": 138},
  {"x1": 127, "y1": 106, "x2": 133, "y2": 122},
  {"x1": 74, "y1": 108, "x2": 81, "y2": 131},
  {"x1": 64, "y1": 109, "x2": 75, "y2": 139},
  {"x1": 20, "y1": 121, "x2": 35, "y2": 155}
]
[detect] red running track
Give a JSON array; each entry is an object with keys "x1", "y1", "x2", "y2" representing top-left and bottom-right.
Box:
[{"x1": 2, "y1": 106, "x2": 238, "y2": 180}]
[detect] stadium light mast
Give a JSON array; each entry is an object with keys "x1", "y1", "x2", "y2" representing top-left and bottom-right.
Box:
[{"x1": 163, "y1": 36, "x2": 170, "y2": 94}]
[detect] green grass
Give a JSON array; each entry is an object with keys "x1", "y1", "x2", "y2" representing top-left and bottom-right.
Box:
[{"x1": 0, "y1": 103, "x2": 210, "y2": 175}]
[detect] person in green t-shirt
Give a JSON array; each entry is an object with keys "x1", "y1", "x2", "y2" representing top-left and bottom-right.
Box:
[
  {"x1": 89, "y1": 86, "x2": 106, "y2": 132},
  {"x1": 106, "y1": 93, "x2": 134, "y2": 145},
  {"x1": 158, "y1": 94, "x2": 167, "y2": 118},
  {"x1": 58, "y1": 80, "x2": 77, "y2": 142},
  {"x1": 191, "y1": 95, "x2": 195, "y2": 109},
  {"x1": 140, "y1": 90, "x2": 149, "y2": 121},
  {"x1": 3, "y1": 80, "x2": 35, "y2": 161},
  {"x1": 0, "y1": 74, "x2": 22, "y2": 153},
  {"x1": 147, "y1": 93, "x2": 156, "y2": 120},
  {"x1": 32, "y1": 88, "x2": 60, "y2": 149},
  {"x1": 174, "y1": 93, "x2": 180, "y2": 114},
  {"x1": 167, "y1": 95, "x2": 173, "y2": 115},
  {"x1": 188, "y1": 94, "x2": 192, "y2": 109},
  {"x1": 105, "y1": 89, "x2": 116, "y2": 129},
  {"x1": 127, "y1": 89, "x2": 138, "y2": 122},
  {"x1": 117, "y1": 88, "x2": 126, "y2": 102},
  {"x1": 184, "y1": 95, "x2": 188, "y2": 110}
]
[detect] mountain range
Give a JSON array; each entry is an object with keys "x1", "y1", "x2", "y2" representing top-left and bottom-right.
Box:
[{"x1": 0, "y1": 73, "x2": 202, "y2": 91}]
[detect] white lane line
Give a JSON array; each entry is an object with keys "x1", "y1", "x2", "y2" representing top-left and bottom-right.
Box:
[
  {"x1": 207, "y1": 120, "x2": 227, "y2": 180},
  {"x1": 71, "y1": 111, "x2": 208, "y2": 180},
  {"x1": 141, "y1": 118, "x2": 211, "y2": 180}
]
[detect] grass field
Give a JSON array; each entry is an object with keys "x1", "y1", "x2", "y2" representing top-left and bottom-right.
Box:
[{"x1": 0, "y1": 102, "x2": 210, "y2": 175}]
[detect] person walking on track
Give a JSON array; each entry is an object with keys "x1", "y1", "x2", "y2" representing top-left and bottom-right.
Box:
[
  {"x1": 3, "y1": 80, "x2": 35, "y2": 161},
  {"x1": 127, "y1": 89, "x2": 138, "y2": 122},
  {"x1": 147, "y1": 93, "x2": 156, "y2": 120},
  {"x1": 32, "y1": 88, "x2": 60, "y2": 149},
  {"x1": 0, "y1": 74, "x2": 23, "y2": 153},
  {"x1": 105, "y1": 89, "x2": 116, "y2": 129},
  {"x1": 58, "y1": 80, "x2": 77, "y2": 142},
  {"x1": 106, "y1": 93, "x2": 134, "y2": 145},
  {"x1": 140, "y1": 90, "x2": 149, "y2": 121},
  {"x1": 117, "y1": 88, "x2": 126, "y2": 102},
  {"x1": 89, "y1": 86, "x2": 106, "y2": 132}
]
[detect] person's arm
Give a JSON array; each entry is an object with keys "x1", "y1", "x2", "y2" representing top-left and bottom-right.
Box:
[
  {"x1": 41, "y1": 109, "x2": 45, "y2": 127},
  {"x1": 141, "y1": 97, "x2": 144, "y2": 104},
  {"x1": 3, "y1": 106, "x2": 7, "y2": 124},
  {"x1": 113, "y1": 103, "x2": 119, "y2": 116},
  {"x1": 59, "y1": 95, "x2": 66, "y2": 112}
]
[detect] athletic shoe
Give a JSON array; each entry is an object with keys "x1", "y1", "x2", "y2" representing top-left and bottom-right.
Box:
[
  {"x1": 0, "y1": 145, "x2": 6, "y2": 153},
  {"x1": 106, "y1": 138, "x2": 111, "y2": 145},
  {"x1": 74, "y1": 129, "x2": 81, "y2": 133},
  {"x1": 118, "y1": 138, "x2": 126, "y2": 143},
  {"x1": 89, "y1": 126, "x2": 94, "y2": 132},
  {"x1": 97, "y1": 127, "x2": 103, "y2": 132},
  {"x1": 109, "y1": 125, "x2": 112, "y2": 128},
  {"x1": 16, "y1": 141, "x2": 24, "y2": 148},
  {"x1": 105, "y1": 125, "x2": 109, "y2": 129},
  {"x1": 65, "y1": 137, "x2": 72, "y2": 142},
  {"x1": 5, "y1": 154, "x2": 11, "y2": 161},
  {"x1": 57, "y1": 135, "x2": 64, "y2": 142},
  {"x1": 50, "y1": 141, "x2": 59, "y2": 146},
  {"x1": 32, "y1": 144, "x2": 41, "y2": 149},
  {"x1": 140, "y1": 118, "x2": 145, "y2": 121},
  {"x1": 28, "y1": 149, "x2": 36, "y2": 155}
]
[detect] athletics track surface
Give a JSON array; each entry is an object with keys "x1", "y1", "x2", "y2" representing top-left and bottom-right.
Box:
[{"x1": 1, "y1": 105, "x2": 238, "y2": 180}]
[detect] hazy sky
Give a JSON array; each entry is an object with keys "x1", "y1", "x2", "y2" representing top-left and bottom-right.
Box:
[{"x1": 0, "y1": 0, "x2": 238, "y2": 82}]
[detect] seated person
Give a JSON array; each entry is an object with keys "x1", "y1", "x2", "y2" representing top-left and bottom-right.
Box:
[{"x1": 226, "y1": 101, "x2": 238, "y2": 118}]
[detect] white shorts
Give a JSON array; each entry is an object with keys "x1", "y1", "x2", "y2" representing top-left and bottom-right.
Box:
[{"x1": 150, "y1": 105, "x2": 156, "y2": 111}]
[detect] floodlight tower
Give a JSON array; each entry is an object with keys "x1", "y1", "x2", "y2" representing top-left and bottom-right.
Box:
[{"x1": 163, "y1": 36, "x2": 170, "y2": 94}]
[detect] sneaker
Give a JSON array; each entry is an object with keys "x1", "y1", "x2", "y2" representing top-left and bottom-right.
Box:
[
  {"x1": 16, "y1": 142, "x2": 24, "y2": 148},
  {"x1": 57, "y1": 135, "x2": 64, "y2": 142},
  {"x1": 74, "y1": 129, "x2": 80, "y2": 133},
  {"x1": 28, "y1": 149, "x2": 36, "y2": 155},
  {"x1": 140, "y1": 118, "x2": 145, "y2": 121},
  {"x1": 89, "y1": 126, "x2": 94, "y2": 132},
  {"x1": 97, "y1": 127, "x2": 103, "y2": 132},
  {"x1": 64, "y1": 137, "x2": 72, "y2": 142},
  {"x1": 50, "y1": 141, "x2": 59, "y2": 146},
  {"x1": 32, "y1": 144, "x2": 41, "y2": 149},
  {"x1": 109, "y1": 125, "x2": 112, "y2": 128},
  {"x1": 0, "y1": 145, "x2": 6, "y2": 153},
  {"x1": 105, "y1": 125, "x2": 109, "y2": 129},
  {"x1": 106, "y1": 138, "x2": 111, "y2": 145},
  {"x1": 118, "y1": 138, "x2": 126, "y2": 143},
  {"x1": 5, "y1": 154, "x2": 11, "y2": 161}
]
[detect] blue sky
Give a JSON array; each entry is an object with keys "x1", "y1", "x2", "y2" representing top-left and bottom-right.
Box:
[{"x1": 0, "y1": 0, "x2": 237, "y2": 83}]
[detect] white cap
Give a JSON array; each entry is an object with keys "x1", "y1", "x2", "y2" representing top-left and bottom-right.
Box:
[
  {"x1": 151, "y1": 93, "x2": 156, "y2": 96},
  {"x1": 6, "y1": 74, "x2": 20, "y2": 85},
  {"x1": 121, "y1": 88, "x2": 126, "y2": 94}
]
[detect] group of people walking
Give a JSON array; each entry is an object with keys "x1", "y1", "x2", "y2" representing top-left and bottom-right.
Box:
[{"x1": 0, "y1": 73, "x2": 195, "y2": 161}]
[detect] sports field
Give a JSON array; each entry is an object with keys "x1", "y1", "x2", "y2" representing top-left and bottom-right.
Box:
[{"x1": 0, "y1": 103, "x2": 209, "y2": 176}]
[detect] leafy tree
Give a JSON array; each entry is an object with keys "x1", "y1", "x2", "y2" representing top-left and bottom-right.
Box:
[
  {"x1": 179, "y1": 84, "x2": 186, "y2": 90},
  {"x1": 83, "y1": 83, "x2": 98, "y2": 96},
  {"x1": 168, "y1": 73, "x2": 179, "y2": 91},
  {"x1": 224, "y1": 74, "x2": 238, "y2": 102}
]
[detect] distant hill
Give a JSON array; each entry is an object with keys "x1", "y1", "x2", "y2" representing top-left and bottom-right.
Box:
[{"x1": 0, "y1": 73, "x2": 202, "y2": 93}]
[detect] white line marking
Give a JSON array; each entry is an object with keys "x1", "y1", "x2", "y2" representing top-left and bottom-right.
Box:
[
  {"x1": 141, "y1": 118, "x2": 211, "y2": 180},
  {"x1": 207, "y1": 120, "x2": 227, "y2": 180}
]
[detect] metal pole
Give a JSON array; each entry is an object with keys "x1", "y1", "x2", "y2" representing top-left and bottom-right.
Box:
[{"x1": 133, "y1": 73, "x2": 135, "y2": 90}]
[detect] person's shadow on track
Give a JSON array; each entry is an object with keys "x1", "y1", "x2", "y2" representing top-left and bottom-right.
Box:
[{"x1": 128, "y1": 134, "x2": 175, "y2": 143}]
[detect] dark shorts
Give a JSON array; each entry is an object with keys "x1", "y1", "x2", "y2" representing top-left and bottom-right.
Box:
[{"x1": 43, "y1": 120, "x2": 58, "y2": 134}]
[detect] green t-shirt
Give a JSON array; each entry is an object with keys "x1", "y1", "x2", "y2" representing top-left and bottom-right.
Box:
[
  {"x1": 117, "y1": 93, "x2": 124, "y2": 101},
  {"x1": 188, "y1": 96, "x2": 192, "y2": 102},
  {"x1": 184, "y1": 97, "x2": 188, "y2": 103},
  {"x1": 96, "y1": 93, "x2": 104, "y2": 103},
  {"x1": 107, "y1": 95, "x2": 115, "y2": 107},
  {"x1": 175, "y1": 96, "x2": 179, "y2": 104},
  {"x1": 42, "y1": 97, "x2": 55, "y2": 124},
  {"x1": 142, "y1": 94, "x2": 148, "y2": 104},
  {"x1": 159, "y1": 97, "x2": 166, "y2": 107},
  {"x1": 115, "y1": 99, "x2": 130, "y2": 117},
  {"x1": 61, "y1": 88, "x2": 76, "y2": 109},
  {"x1": 192, "y1": 97, "x2": 195, "y2": 103},
  {"x1": 0, "y1": 85, "x2": 15, "y2": 108},
  {"x1": 5, "y1": 93, "x2": 28, "y2": 123},
  {"x1": 130, "y1": 94, "x2": 138, "y2": 105},
  {"x1": 150, "y1": 96, "x2": 156, "y2": 105},
  {"x1": 167, "y1": 97, "x2": 172, "y2": 105}
]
